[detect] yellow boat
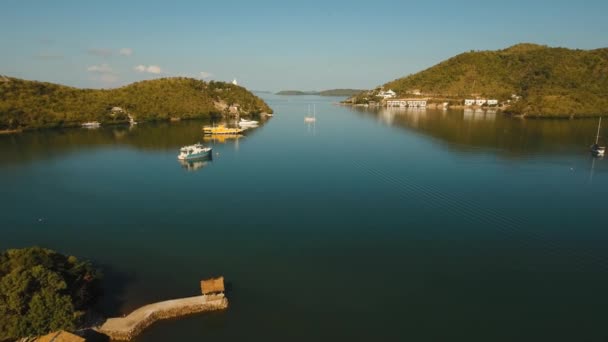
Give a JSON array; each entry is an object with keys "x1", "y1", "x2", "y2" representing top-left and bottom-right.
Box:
[{"x1": 203, "y1": 125, "x2": 245, "y2": 135}]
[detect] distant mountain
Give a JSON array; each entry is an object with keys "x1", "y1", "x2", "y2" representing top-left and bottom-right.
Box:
[
  {"x1": 348, "y1": 44, "x2": 608, "y2": 117},
  {"x1": 277, "y1": 89, "x2": 363, "y2": 97},
  {"x1": 0, "y1": 77, "x2": 273, "y2": 131}
]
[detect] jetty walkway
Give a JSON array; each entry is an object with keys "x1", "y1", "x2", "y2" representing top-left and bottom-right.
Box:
[
  {"x1": 97, "y1": 277, "x2": 228, "y2": 341},
  {"x1": 97, "y1": 294, "x2": 227, "y2": 340}
]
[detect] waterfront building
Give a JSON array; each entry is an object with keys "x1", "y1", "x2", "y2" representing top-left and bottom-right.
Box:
[
  {"x1": 476, "y1": 99, "x2": 487, "y2": 106},
  {"x1": 464, "y1": 99, "x2": 476, "y2": 106},
  {"x1": 487, "y1": 99, "x2": 499, "y2": 106},
  {"x1": 377, "y1": 89, "x2": 397, "y2": 99},
  {"x1": 386, "y1": 99, "x2": 428, "y2": 107}
]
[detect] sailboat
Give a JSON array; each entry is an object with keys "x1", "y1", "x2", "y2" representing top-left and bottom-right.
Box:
[
  {"x1": 304, "y1": 104, "x2": 316, "y2": 123},
  {"x1": 590, "y1": 117, "x2": 605, "y2": 157}
]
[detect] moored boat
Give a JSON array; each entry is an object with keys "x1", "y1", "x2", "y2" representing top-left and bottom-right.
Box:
[
  {"x1": 178, "y1": 143, "x2": 212, "y2": 160},
  {"x1": 304, "y1": 104, "x2": 316, "y2": 122},
  {"x1": 82, "y1": 121, "x2": 101, "y2": 128},
  {"x1": 238, "y1": 118, "x2": 259, "y2": 127},
  {"x1": 590, "y1": 117, "x2": 605, "y2": 157}
]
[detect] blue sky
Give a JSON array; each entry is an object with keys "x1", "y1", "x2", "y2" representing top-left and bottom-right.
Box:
[{"x1": 1, "y1": 0, "x2": 607, "y2": 91}]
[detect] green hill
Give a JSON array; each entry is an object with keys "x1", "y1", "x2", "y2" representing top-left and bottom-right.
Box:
[
  {"x1": 276, "y1": 89, "x2": 363, "y2": 96},
  {"x1": 0, "y1": 77, "x2": 273, "y2": 131},
  {"x1": 350, "y1": 44, "x2": 608, "y2": 117}
]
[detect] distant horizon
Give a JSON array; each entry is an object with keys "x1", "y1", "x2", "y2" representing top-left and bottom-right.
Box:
[{"x1": 2, "y1": 1, "x2": 607, "y2": 91}]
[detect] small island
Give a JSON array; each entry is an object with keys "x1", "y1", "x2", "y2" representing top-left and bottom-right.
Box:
[
  {"x1": 0, "y1": 77, "x2": 273, "y2": 133},
  {"x1": 343, "y1": 43, "x2": 608, "y2": 118},
  {"x1": 276, "y1": 89, "x2": 363, "y2": 97}
]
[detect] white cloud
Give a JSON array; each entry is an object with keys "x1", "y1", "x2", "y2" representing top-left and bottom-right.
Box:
[
  {"x1": 199, "y1": 71, "x2": 213, "y2": 79},
  {"x1": 146, "y1": 65, "x2": 162, "y2": 74},
  {"x1": 134, "y1": 64, "x2": 162, "y2": 74},
  {"x1": 119, "y1": 48, "x2": 133, "y2": 56},
  {"x1": 87, "y1": 64, "x2": 114, "y2": 74}
]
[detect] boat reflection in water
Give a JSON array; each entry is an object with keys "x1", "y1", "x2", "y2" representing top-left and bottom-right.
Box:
[
  {"x1": 203, "y1": 134, "x2": 243, "y2": 144},
  {"x1": 378, "y1": 107, "x2": 427, "y2": 127},
  {"x1": 178, "y1": 154, "x2": 212, "y2": 172}
]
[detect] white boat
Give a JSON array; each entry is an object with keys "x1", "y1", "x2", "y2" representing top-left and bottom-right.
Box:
[
  {"x1": 128, "y1": 114, "x2": 138, "y2": 126},
  {"x1": 590, "y1": 117, "x2": 605, "y2": 157},
  {"x1": 239, "y1": 118, "x2": 259, "y2": 127},
  {"x1": 304, "y1": 104, "x2": 316, "y2": 123},
  {"x1": 178, "y1": 143, "x2": 212, "y2": 160},
  {"x1": 82, "y1": 121, "x2": 101, "y2": 128}
]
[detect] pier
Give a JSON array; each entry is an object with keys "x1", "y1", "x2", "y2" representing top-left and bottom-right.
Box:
[{"x1": 97, "y1": 277, "x2": 228, "y2": 341}]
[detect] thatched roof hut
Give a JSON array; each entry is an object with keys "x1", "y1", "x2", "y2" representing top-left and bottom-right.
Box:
[
  {"x1": 201, "y1": 276, "x2": 225, "y2": 294},
  {"x1": 37, "y1": 330, "x2": 85, "y2": 342}
]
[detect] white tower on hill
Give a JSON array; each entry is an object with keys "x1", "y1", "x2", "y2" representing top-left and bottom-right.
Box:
[{"x1": 232, "y1": 78, "x2": 238, "y2": 86}]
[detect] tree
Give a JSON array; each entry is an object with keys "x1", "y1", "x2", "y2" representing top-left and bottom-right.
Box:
[{"x1": 0, "y1": 247, "x2": 101, "y2": 341}]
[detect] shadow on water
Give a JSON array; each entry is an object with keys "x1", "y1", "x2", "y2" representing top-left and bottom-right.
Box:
[
  {"x1": 82, "y1": 329, "x2": 111, "y2": 342},
  {"x1": 93, "y1": 263, "x2": 137, "y2": 318},
  {"x1": 351, "y1": 106, "x2": 602, "y2": 157}
]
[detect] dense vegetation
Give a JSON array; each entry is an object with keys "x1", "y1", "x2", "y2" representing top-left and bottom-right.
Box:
[
  {"x1": 0, "y1": 77, "x2": 273, "y2": 131},
  {"x1": 276, "y1": 89, "x2": 363, "y2": 96},
  {"x1": 0, "y1": 247, "x2": 102, "y2": 341},
  {"x1": 350, "y1": 44, "x2": 608, "y2": 117}
]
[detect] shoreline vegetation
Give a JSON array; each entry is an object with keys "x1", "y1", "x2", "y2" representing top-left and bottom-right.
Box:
[
  {"x1": 0, "y1": 77, "x2": 273, "y2": 133},
  {"x1": 276, "y1": 89, "x2": 363, "y2": 97},
  {"x1": 0, "y1": 247, "x2": 102, "y2": 342},
  {"x1": 342, "y1": 43, "x2": 608, "y2": 118}
]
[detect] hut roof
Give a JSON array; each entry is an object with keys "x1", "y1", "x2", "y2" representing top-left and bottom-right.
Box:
[
  {"x1": 37, "y1": 330, "x2": 86, "y2": 342},
  {"x1": 201, "y1": 276, "x2": 225, "y2": 294}
]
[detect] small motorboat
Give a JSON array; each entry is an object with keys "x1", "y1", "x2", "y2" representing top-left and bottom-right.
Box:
[{"x1": 178, "y1": 143, "x2": 212, "y2": 160}]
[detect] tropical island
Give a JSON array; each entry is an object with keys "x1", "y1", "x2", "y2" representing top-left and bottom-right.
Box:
[
  {"x1": 0, "y1": 77, "x2": 273, "y2": 132},
  {"x1": 276, "y1": 89, "x2": 363, "y2": 97},
  {"x1": 344, "y1": 44, "x2": 608, "y2": 118},
  {"x1": 0, "y1": 247, "x2": 102, "y2": 341}
]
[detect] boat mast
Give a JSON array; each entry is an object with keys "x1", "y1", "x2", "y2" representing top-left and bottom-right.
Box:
[{"x1": 596, "y1": 117, "x2": 602, "y2": 144}]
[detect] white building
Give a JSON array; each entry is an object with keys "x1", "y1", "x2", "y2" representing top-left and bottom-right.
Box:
[
  {"x1": 232, "y1": 78, "x2": 238, "y2": 86},
  {"x1": 475, "y1": 99, "x2": 487, "y2": 106},
  {"x1": 487, "y1": 99, "x2": 499, "y2": 106},
  {"x1": 377, "y1": 89, "x2": 397, "y2": 99},
  {"x1": 407, "y1": 100, "x2": 427, "y2": 107},
  {"x1": 464, "y1": 99, "x2": 476, "y2": 106}
]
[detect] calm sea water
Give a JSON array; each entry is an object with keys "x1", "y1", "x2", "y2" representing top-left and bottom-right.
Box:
[{"x1": 1, "y1": 95, "x2": 607, "y2": 341}]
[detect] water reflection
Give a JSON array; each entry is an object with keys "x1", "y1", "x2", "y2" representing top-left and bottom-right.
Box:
[
  {"x1": 0, "y1": 120, "x2": 261, "y2": 165},
  {"x1": 178, "y1": 157, "x2": 212, "y2": 172},
  {"x1": 203, "y1": 134, "x2": 243, "y2": 144},
  {"x1": 353, "y1": 106, "x2": 602, "y2": 156},
  {"x1": 463, "y1": 108, "x2": 497, "y2": 121}
]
